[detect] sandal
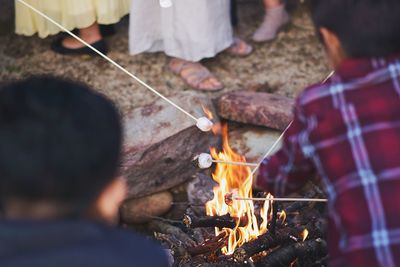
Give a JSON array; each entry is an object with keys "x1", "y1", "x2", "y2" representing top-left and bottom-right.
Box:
[
  {"x1": 225, "y1": 37, "x2": 253, "y2": 57},
  {"x1": 51, "y1": 37, "x2": 108, "y2": 56},
  {"x1": 168, "y1": 58, "x2": 224, "y2": 91}
]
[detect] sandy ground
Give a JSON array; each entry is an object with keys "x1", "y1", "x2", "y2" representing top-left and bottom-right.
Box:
[{"x1": 0, "y1": 0, "x2": 329, "y2": 116}]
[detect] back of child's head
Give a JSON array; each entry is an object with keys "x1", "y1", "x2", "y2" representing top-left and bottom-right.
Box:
[
  {"x1": 310, "y1": 0, "x2": 400, "y2": 58},
  {"x1": 0, "y1": 76, "x2": 122, "y2": 214}
]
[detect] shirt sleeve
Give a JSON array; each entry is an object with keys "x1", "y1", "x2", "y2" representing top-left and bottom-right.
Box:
[{"x1": 255, "y1": 101, "x2": 316, "y2": 196}]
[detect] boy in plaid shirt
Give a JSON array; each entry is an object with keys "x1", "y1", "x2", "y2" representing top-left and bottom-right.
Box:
[{"x1": 255, "y1": 0, "x2": 400, "y2": 266}]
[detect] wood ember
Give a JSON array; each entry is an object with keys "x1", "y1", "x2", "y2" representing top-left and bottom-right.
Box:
[{"x1": 154, "y1": 185, "x2": 328, "y2": 266}]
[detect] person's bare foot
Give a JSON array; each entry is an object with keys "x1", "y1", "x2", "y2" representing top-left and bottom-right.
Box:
[
  {"x1": 168, "y1": 58, "x2": 224, "y2": 91},
  {"x1": 62, "y1": 23, "x2": 102, "y2": 49}
]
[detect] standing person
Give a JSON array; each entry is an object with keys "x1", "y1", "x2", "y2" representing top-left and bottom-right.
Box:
[
  {"x1": 0, "y1": 76, "x2": 169, "y2": 267},
  {"x1": 15, "y1": 0, "x2": 130, "y2": 55},
  {"x1": 252, "y1": 0, "x2": 289, "y2": 42},
  {"x1": 129, "y1": 0, "x2": 253, "y2": 91},
  {"x1": 255, "y1": 0, "x2": 400, "y2": 266}
]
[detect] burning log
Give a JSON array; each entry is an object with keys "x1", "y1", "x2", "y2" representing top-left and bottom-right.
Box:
[
  {"x1": 183, "y1": 214, "x2": 248, "y2": 229},
  {"x1": 233, "y1": 226, "x2": 301, "y2": 262},
  {"x1": 233, "y1": 218, "x2": 326, "y2": 262},
  {"x1": 256, "y1": 238, "x2": 328, "y2": 267}
]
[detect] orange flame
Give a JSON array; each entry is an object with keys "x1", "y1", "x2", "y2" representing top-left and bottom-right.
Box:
[
  {"x1": 206, "y1": 125, "x2": 273, "y2": 254},
  {"x1": 279, "y1": 210, "x2": 287, "y2": 224},
  {"x1": 202, "y1": 105, "x2": 221, "y2": 135},
  {"x1": 301, "y1": 229, "x2": 309, "y2": 241}
]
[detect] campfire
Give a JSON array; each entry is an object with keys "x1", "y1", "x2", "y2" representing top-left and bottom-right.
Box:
[
  {"x1": 205, "y1": 125, "x2": 272, "y2": 255},
  {"x1": 151, "y1": 125, "x2": 328, "y2": 267}
]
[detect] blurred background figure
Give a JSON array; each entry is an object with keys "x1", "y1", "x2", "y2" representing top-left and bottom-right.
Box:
[
  {"x1": 0, "y1": 76, "x2": 168, "y2": 267},
  {"x1": 252, "y1": 0, "x2": 289, "y2": 42},
  {"x1": 129, "y1": 0, "x2": 252, "y2": 91},
  {"x1": 15, "y1": 0, "x2": 129, "y2": 55}
]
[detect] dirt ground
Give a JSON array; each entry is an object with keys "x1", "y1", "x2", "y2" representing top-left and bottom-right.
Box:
[{"x1": 0, "y1": 0, "x2": 329, "y2": 115}]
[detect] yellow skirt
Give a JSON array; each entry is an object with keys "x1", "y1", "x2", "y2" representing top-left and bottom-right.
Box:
[{"x1": 15, "y1": 0, "x2": 130, "y2": 38}]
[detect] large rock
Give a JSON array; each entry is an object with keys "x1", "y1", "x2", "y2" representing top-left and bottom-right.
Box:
[
  {"x1": 228, "y1": 126, "x2": 282, "y2": 163},
  {"x1": 217, "y1": 91, "x2": 294, "y2": 131},
  {"x1": 120, "y1": 191, "x2": 173, "y2": 224},
  {"x1": 121, "y1": 91, "x2": 220, "y2": 199}
]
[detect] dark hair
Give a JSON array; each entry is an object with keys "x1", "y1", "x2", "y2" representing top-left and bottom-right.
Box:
[
  {"x1": 310, "y1": 0, "x2": 400, "y2": 58},
  {"x1": 0, "y1": 76, "x2": 122, "y2": 207}
]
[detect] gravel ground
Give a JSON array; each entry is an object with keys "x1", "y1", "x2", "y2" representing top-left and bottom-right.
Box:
[{"x1": 0, "y1": 0, "x2": 330, "y2": 115}]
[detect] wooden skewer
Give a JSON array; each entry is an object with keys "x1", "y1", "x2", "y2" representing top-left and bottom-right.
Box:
[
  {"x1": 212, "y1": 160, "x2": 258, "y2": 167},
  {"x1": 233, "y1": 197, "x2": 328, "y2": 203}
]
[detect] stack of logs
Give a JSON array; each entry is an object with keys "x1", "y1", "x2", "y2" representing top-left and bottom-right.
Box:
[{"x1": 152, "y1": 185, "x2": 329, "y2": 267}]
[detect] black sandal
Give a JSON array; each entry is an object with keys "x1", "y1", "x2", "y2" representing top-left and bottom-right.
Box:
[{"x1": 51, "y1": 37, "x2": 108, "y2": 56}]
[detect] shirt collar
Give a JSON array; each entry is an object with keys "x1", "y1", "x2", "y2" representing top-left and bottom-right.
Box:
[{"x1": 336, "y1": 53, "x2": 400, "y2": 80}]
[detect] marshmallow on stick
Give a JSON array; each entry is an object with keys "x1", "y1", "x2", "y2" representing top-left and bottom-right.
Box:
[{"x1": 196, "y1": 117, "x2": 213, "y2": 132}]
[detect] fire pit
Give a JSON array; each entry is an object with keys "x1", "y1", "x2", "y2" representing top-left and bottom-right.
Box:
[{"x1": 147, "y1": 125, "x2": 328, "y2": 267}]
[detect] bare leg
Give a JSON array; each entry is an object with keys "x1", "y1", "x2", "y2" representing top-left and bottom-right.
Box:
[{"x1": 62, "y1": 23, "x2": 102, "y2": 49}]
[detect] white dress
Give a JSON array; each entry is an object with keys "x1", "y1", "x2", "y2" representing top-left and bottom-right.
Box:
[{"x1": 129, "y1": 0, "x2": 233, "y2": 62}]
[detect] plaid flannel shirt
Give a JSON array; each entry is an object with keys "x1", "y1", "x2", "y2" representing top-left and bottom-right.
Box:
[{"x1": 256, "y1": 54, "x2": 400, "y2": 267}]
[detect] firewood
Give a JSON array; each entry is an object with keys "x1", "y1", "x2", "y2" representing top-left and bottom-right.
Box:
[
  {"x1": 186, "y1": 232, "x2": 228, "y2": 256},
  {"x1": 154, "y1": 232, "x2": 190, "y2": 261},
  {"x1": 183, "y1": 214, "x2": 248, "y2": 229},
  {"x1": 121, "y1": 91, "x2": 221, "y2": 199},
  {"x1": 256, "y1": 238, "x2": 328, "y2": 267},
  {"x1": 233, "y1": 226, "x2": 301, "y2": 262},
  {"x1": 148, "y1": 220, "x2": 196, "y2": 247},
  {"x1": 234, "y1": 218, "x2": 326, "y2": 262}
]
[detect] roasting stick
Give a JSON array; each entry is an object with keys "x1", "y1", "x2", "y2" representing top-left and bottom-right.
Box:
[
  {"x1": 212, "y1": 160, "x2": 258, "y2": 167},
  {"x1": 232, "y1": 197, "x2": 328, "y2": 203},
  {"x1": 17, "y1": 0, "x2": 215, "y2": 132}
]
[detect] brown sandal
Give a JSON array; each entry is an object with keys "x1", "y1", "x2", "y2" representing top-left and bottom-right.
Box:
[{"x1": 168, "y1": 58, "x2": 224, "y2": 91}]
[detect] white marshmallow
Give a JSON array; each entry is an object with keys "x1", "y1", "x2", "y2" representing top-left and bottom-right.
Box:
[
  {"x1": 159, "y1": 0, "x2": 172, "y2": 8},
  {"x1": 197, "y1": 153, "x2": 213, "y2": 169},
  {"x1": 196, "y1": 117, "x2": 213, "y2": 132}
]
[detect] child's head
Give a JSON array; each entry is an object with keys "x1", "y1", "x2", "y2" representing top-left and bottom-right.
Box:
[
  {"x1": 0, "y1": 76, "x2": 124, "y2": 223},
  {"x1": 310, "y1": 0, "x2": 400, "y2": 67}
]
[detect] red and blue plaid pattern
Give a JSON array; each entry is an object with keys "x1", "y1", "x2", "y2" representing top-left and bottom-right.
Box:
[{"x1": 256, "y1": 55, "x2": 400, "y2": 266}]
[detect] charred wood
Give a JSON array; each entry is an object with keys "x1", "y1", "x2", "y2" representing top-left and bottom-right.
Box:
[
  {"x1": 186, "y1": 232, "x2": 228, "y2": 256},
  {"x1": 183, "y1": 214, "x2": 248, "y2": 229},
  {"x1": 234, "y1": 219, "x2": 325, "y2": 262},
  {"x1": 256, "y1": 238, "x2": 328, "y2": 267},
  {"x1": 233, "y1": 226, "x2": 301, "y2": 262},
  {"x1": 148, "y1": 220, "x2": 197, "y2": 247}
]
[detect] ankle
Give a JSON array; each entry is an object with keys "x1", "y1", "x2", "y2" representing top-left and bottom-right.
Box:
[{"x1": 79, "y1": 24, "x2": 102, "y2": 43}]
